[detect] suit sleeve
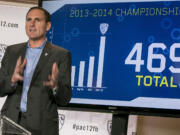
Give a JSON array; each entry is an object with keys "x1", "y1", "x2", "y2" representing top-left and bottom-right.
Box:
[
  {"x1": 54, "y1": 51, "x2": 72, "y2": 106},
  {"x1": 0, "y1": 47, "x2": 16, "y2": 97}
]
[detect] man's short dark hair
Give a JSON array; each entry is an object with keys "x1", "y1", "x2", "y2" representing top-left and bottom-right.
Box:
[{"x1": 26, "y1": 6, "x2": 51, "y2": 22}]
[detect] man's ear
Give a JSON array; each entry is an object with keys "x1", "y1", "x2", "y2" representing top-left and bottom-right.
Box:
[{"x1": 46, "y1": 22, "x2": 51, "y2": 31}]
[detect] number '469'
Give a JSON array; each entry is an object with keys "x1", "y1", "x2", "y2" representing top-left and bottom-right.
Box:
[{"x1": 125, "y1": 43, "x2": 180, "y2": 73}]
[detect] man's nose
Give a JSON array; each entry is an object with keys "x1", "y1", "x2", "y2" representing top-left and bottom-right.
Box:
[{"x1": 30, "y1": 20, "x2": 35, "y2": 26}]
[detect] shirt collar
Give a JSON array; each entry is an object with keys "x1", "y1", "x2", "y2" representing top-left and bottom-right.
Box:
[{"x1": 27, "y1": 39, "x2": 47, "y2": 49}]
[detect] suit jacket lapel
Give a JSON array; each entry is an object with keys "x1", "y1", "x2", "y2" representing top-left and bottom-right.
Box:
[
  {"x1": 19, "y1": 43, "x2": 27, "y2": 62},
  {"x1": 30, "y1": 41, "x2": 52, "y2": 85}
]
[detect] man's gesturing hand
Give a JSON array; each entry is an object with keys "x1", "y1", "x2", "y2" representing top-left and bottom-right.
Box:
[
  {"x1": 43, "y1": 62, "x2": 59, "y2": 89},
  {"x1": 11, "y1": 56, "x2": 27, "y2": 84}
]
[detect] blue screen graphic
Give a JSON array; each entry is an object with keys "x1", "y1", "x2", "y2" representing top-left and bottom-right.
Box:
[{"x1": 43, "y1": 0, "x2": 180, "y2": 110}]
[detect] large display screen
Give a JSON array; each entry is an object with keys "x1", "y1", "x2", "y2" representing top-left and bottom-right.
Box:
[{"x1": 42, "y1": 0, "x2": 180, "y2": 110}]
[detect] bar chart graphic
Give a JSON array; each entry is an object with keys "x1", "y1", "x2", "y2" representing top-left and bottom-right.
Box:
[{"x1": 71, "y1": 23, "x2": 109, "y2": 90}]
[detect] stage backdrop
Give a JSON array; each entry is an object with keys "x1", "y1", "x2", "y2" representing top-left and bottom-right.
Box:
[
  {"x1": 58, "y1": 110, "x2": 112, "y2": 135},
  {"x1": 0, "y1": 3, "x2": 29, "y2": 110}
]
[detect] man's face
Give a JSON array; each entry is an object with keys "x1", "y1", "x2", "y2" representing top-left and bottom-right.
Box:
[{"x1": 25, "y1": 9, "x2": 51, "y2": 41}]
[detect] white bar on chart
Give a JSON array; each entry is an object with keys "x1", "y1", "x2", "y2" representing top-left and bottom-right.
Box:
[
  {"x1": 71, "y1": 66, "x2": 76, "y2": 86},
  {"x1": 78, "y1": 61, "x2": 85, "y2": 87},
  {"x1": 96, "y1": 36, "x2": 106, "y2": 88},
  {"x1": 87, "y1": 56, "x2": 95, "y2": 87}
]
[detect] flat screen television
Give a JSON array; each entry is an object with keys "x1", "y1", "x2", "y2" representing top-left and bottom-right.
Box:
[{"x1": 40, "y1": 0, "x2": 180, "y2": 115}]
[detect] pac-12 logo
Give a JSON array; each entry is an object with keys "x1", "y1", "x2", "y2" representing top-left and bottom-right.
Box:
[{"x1": 58, "y1": 114, "x2": 65, "y2": 130}]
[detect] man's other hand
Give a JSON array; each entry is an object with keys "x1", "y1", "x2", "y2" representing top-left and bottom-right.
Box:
[{"x1": 43, "y1": 62, "x2": 59, "y2": 89}]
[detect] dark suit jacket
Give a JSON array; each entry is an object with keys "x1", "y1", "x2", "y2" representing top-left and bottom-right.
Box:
[{"x1": 0, "y1": 41, "x2": 72, "y2": 135}]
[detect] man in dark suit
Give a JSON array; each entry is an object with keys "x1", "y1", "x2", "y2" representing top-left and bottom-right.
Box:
[{"x1": 0, "y1": 6, "x2": 72, "y2": 135}]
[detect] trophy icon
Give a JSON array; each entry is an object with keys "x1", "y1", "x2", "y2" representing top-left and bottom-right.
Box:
[{"x1": 100, "y1": 23, "x2": 109, "y2": 35}]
